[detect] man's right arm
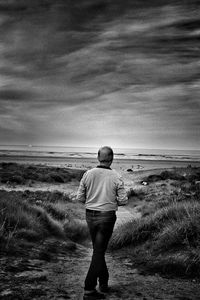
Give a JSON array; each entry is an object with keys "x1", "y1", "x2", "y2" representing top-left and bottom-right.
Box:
[{"x1": 76, "y1": 172, "x2": 87, "y2": 204}]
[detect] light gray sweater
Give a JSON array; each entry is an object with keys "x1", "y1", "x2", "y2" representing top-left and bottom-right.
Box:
[{"x1": 76, "y1": 166, "x2": 128, "y2": 211}]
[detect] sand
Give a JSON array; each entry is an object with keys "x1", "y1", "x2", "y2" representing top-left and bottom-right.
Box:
[{"x1": 1, "y1": 154, "x2": 200, "y2": 172}]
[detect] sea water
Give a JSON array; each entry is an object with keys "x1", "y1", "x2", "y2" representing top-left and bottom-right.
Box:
[{"x1": 0, "y1": 145, "x2": 200, "y2": 162}]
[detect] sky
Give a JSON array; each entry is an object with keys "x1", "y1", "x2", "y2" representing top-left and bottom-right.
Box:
[{"x1": 0, "y1": 0, "x2": 200, "y2": 150}]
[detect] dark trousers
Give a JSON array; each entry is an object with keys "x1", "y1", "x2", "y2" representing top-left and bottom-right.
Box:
[{"x1": 84, "y1": 209, "x2": 116, "y2": 291}]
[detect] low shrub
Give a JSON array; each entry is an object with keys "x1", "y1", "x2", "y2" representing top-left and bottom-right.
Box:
[
  {"x1": 10, "y1": 175, "x2": 24, "y2": 184},
  {"x1": 1, "y1": 172, "x2": 24, "y2": 184},
  {"x1": 49, "y1": 172, "x2": 65, "y2": 183},
  {"x1": 144, "y1": 174, "x2": 163, "y2": 183},
  {"x1": 187, "y1": 172, "x2": 200, "y2": 183},
  {"x1": 1, "y1": 162, "x2": 17, "y2": 169},
  {"x1": 143, "y1": 170, "x2": 186, "y2": 183},
  {"x1": 24, "y1": 169, "x2": 39, "y2": 181},
  {"x1": 0, "y1": 162, "x2": 85, "y2": 185}
]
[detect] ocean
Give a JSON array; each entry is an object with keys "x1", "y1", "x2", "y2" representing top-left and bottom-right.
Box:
[{"x1": 0, "y1": 145, "x2": 200, "y2": 162}]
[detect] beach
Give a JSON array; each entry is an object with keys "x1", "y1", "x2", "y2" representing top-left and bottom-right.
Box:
[
  {"x1": 1, "y1": 151, "x2": 200, "y2": 195},
  {"x1": 1, "y1": 150, "x2": 200, "y2": 173}
]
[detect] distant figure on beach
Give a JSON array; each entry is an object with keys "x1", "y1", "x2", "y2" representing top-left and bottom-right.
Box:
[{"x1": 77, "y1": 146, "x2": 128, "y2": 299}]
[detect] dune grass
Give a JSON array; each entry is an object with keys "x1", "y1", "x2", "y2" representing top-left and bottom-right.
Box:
[
  {"x1": 0, "y1": 161, "x2": 88, "y2": 254},
  {"x1": 0, "y1": 162, "x2": 85, "y2": 185},
  {"x1": 110, "y1": 199, "x2": 200, "y2": 277},
  {"x1": 0, "y1": 190, "x2": 89, "y2": 254},
  {"x1": 135, "y1": 167, "x2": 200, "y2": 218},
  {"x1": 0, "y1": 194, "x2": 64, "y2": 250},
  {"x1": 111, "y1": 167, "x2": 200, "y2": 279}
]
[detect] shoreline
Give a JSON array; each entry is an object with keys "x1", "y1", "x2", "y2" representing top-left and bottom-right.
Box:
[{"x1": 1, "y1": 153, "x2": 200, "y2": 163}]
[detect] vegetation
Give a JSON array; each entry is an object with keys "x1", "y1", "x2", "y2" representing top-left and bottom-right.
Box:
[
  {"x1": 1, "y1": 163, "x2": 200, "y2": 279},
  {"x1": 142, "y1": 168, "x2": 200, "y2": 184},
  {"x1": 0, "y1": 162, "x2": 85, "y2": 185},
  {"x1": 0, "y1": 189, "x2": 89, "y2": 254},
  {"x1": 110, "y1": 167, "x2": 200, "y2": 278}
]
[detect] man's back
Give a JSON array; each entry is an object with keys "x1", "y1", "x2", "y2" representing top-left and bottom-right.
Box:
[{"x1": 77, "y1": 166, "x2": 127, "y2": 211}]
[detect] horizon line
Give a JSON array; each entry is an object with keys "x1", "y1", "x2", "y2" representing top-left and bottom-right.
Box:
[{"x1": 0, "y1": 144, "x2": 199, "y2": 152}]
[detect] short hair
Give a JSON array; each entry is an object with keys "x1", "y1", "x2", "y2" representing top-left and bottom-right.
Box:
[{"x1": 98, "y1": 146, "x2": 114, "y2": 163}]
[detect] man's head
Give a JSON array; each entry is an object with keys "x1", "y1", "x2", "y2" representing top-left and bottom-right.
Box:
[{"x1": 98, "y1": 146, "x2": 114, "y2": 166}]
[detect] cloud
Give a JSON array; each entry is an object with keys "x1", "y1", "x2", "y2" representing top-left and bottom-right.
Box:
[{"x1": 0, "y1": 88, "x2": 36, "y2": 101}]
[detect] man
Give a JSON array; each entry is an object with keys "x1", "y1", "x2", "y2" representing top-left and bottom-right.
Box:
[{"x1": 76, "y1": 146, "x2": 128, "y2": 299}]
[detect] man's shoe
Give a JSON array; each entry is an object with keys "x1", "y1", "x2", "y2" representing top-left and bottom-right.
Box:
[{"x1": 83, "y1": 290, "x2": 105, "y2": 299}]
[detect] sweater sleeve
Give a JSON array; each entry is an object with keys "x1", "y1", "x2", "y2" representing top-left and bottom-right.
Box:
[
  {"x1": 116, "y1": 175, "x2": 128, "y2": 206},
  {"x1": 76, "y1": 172, "x2": 87, "y2": 203}
]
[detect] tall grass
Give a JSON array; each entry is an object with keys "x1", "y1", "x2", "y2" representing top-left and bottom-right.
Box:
[
  {"x1": 0, "y1": 196, "x2": 65, "y2": 250},
  {"x1": 111, "y1": 200, "x2": 200, "y2": 249},
  {"x1": 0, "y1": 190, "x2": 89, "y2": 253},
  {"x1": 110, "y1": 200, "x2": 200, "y2": 277}
]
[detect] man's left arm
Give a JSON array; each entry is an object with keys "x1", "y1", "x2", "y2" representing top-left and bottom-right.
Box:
[{"x1": 116, "y1": 176, "x2": 128, "y2": 206}]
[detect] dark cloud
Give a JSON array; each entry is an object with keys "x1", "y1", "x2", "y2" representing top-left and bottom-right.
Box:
[{"x1": 0, "y1": 89, "x2": 36, "y2": 101}]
